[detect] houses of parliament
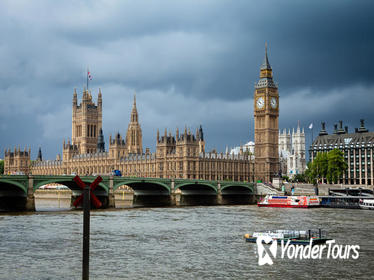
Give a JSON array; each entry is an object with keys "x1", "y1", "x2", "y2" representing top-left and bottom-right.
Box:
[{"x1": 4, "y1": 48, "x2": 279, "y2": 183}]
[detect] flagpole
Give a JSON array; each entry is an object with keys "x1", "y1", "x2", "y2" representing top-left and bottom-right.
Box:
[
  {"x1": 86, "y1": 68, "x2": 89, "y2": 91},
  {"x1": 309, "y1": 122, "x2": 314, "y2": 150}
]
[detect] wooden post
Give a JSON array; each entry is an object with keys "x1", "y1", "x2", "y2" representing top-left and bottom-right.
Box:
[{"x1": 82, "y1": 186, "x2": 90, "y2": 280}]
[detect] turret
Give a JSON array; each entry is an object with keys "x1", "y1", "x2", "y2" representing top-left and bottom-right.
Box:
[
  {"x1": 73, "y1": 89, "x2": 77, "y2": 107},
  {"x1": 125, "y1": 93, "x2": 143, "y2": 154},
  {"x1": 198, "y1": 125, "x2": 205, "y2": 153},
  {"x1": 256, "y1": 43, "x2": 277, "y2": 89},
  {"x1": 71, "y1": 88, "x2": 102, "y2": 154},
  {"x1": 199, "y1": 125, "x2": 204, "y2": 141},
  {"x1": 37, "y1": 147, "x2": 42, "y2": 161},
  {"x1": 97, "y1": 128, "x2": 105, "y2": 153},
  {"x1": 98, "y1": 88, "x2": 102, "y2": 108},
  {"x1": 109, "y1": 132, "x2": 126, "y2": 159}
]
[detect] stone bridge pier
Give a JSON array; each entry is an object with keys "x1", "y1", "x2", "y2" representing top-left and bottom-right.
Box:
[{"x1": 26, "y1": 176, "x2": 35, "y2": 211}]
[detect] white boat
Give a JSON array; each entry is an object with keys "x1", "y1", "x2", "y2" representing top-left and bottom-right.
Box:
[
  {"x1": 359, "y1": 199, "x2": 374, "y2": 210},
  {"x1": 258, "y1": 195, "x2": 320, "y2": 208},
  {"x1": 244, "y1": 229, "x2": 331, "y2": 245}
]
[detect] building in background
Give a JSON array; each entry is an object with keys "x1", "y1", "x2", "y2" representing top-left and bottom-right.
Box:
[
  {"x1": 5, "y1": 90, "x2": 253, "y2": 181},
  {"x1": 5, "y1": 49, "x2": 280, "y2": 182},
  {"x1": 309, "y1": 120, "x2": 374, "y2": 186},
  {"x1": 279, "y1": 122, "x2": 306, "y2": 178},
  {"x1": 3, "y1": 148, "x2": 30, "y2": 175},
  {"x1": 229, "y1": 141, "x2": 255, "y2": 156},
  {"x1": 253, "y1": 44, "x2": 279, "y2": 182}
]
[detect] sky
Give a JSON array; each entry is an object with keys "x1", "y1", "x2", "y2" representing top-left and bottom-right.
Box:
[{"x1": 0, "y1": 0, "x2": 373, "y2": 160}]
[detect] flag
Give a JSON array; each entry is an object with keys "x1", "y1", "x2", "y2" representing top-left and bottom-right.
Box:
[
  {"x1": 309, "y1": 123, "x2": 313, "y2": 129},
  {"x1": 87, "y1": 71, "x2": 92, "y2": 80}
]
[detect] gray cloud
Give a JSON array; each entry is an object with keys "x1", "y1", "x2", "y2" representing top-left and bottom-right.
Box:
[{"x1": 0, "y1": 0, "x2": 373, "y2": 160}]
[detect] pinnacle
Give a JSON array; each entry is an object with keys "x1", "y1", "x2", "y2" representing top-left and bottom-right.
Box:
[{"x1": 260, "y1": 42, "x2": 271, "y2": 70}]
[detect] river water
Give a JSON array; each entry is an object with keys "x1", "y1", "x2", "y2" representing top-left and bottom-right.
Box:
[{"x1": 0, "y1": 206, "x2": 373, "y2": 280}]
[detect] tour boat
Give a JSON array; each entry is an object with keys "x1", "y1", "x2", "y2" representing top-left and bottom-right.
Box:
[
  {"x1": 359, "y1": 199, "x2": 374, "y2": 210},
  {"x1": 244, "y1": 229, "x2": 331, "y2": 245},
  {"x1": 258, "y1": 195, "x2": 320, "y2": 208}
]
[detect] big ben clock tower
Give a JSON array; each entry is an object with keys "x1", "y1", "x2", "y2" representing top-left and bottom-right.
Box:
[{"x1": 254, "y1": 44, "x2": 279, "y2": 182}]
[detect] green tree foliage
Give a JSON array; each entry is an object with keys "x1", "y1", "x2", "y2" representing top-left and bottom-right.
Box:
[
  {"x1": 313, "y1": 152, "x2": 328, "y2": 183},
  {"x1": 0, "y1": 160, "x2": 4, "y2": 174},
  {"x1": 307, "y1": 149, "x2": 347, "y2": 184},
  {"x1": 282, "y1": 175, "x2": 290, "y2": 182},
  {"x1": 327, "y1": 149, "x2": 348, "y2": 183},
  {"x1": 304, "y1": 162, "x2": 315, "y2": 184},
  {"x1": 293, "y1": 173, "x2": 307, "y2": 183}
]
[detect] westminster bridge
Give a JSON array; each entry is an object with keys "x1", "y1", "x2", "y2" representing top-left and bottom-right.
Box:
[{"x1": 0, "y1": 175, "x2": 257, "y2": 210}]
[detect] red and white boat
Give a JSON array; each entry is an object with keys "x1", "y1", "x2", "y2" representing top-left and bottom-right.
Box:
[{"x1": 258, "y1": 195, "x2": 320, "y2": 208}]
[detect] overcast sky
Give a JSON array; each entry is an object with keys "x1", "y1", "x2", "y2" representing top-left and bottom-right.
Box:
[{"x1": 1, "y1": 0, "x2": 373, "y2": 160}]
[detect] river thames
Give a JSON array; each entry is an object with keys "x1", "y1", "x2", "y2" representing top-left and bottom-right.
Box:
[{"x1": 0, "y1": 206, "x2": 373, "y2": 280}]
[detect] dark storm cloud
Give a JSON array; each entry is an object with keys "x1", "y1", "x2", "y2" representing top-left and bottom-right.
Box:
[{"x1": 0, "y1": 0, "x2": 373, "y2": 159}]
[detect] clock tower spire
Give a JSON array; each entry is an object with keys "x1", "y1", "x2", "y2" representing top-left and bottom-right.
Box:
[{"x1": 254, "y1": 44, "x2": 279, "y2": 183}]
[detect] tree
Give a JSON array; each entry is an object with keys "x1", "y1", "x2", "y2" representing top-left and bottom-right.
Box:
[
  {"x1": 327, "y1": 149, "x2": 348, "y2": 184},
  {"x1": 282, "y1": 175, "x2": 290, "y2": 182},
  {"x1": 0, "y1": 160, "x2": 4, "y2": 174},
  {"x1": 307, "y1": 149, "x2": 348, "y2": 184},
  {"x1": 293, "y1": 173, "x2": 307, "y2": 183},
  {"x1": 311, "y1": 152, "x2": 328, "y2": 183},
  {"x1": 304, "y1": 162, "x2": 315, "y2": 184}
]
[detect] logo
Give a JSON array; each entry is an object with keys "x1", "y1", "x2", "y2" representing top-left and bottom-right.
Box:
[
  {"x1": 256, "y1": 236, "x2": 277, "y2": 265},
  {"x1": 256, "y1": 238, "x2": 360, "y2": 266}
]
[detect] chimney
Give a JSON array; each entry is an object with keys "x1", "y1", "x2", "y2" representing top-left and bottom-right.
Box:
[
  {"x1": 337, "y1": 120, "x2": 345, "y2": 134},
  {"x1": 319, "y1": 122, "x2": 328, "y2": 136},
  {"x1": 358, "y1": 119, "x2": 368, "y2": 133},
  {"x1": 345, "y1": 126, "x2": 348, "y2": 134}
]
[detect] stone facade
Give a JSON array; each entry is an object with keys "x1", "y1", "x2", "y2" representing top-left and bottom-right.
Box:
[
  {"x1": 279, "y1": 123, "x2": 306, "y2": 178},
  {"x1": 254, "y1": 45, "x2": 279, "y2": 182},
  {"x1": 5, "y1": 48, "x2": 289, "y2": 181},
  {"x1": 72, "y1": 88, "x2": 102, "y2": 154},
  {"x1": 3, "y1": 147, "x2": 31, "y2": 175},
  {"x1": 5, "y1": 89, "x2": 254, "y2": 182},
  {"x1": 309, "y1": 120, "x2": 374, "y2": 186}
]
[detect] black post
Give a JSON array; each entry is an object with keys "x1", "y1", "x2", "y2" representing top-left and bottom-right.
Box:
[{"x1": 83, "y1": 186, "x2": 90, "y2": 280}]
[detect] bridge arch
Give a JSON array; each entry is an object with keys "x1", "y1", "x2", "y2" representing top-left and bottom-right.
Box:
[
  {"x1": 34, "y1": 179, "x2": 108, "y2": 193},
  {"x1": 221, "y1": 184, "x2": 254, "y2": 194},
  {"x1": 113, "y1": 180, "x2": 170, "y2": 194},
  {"x1": 175, "y1": 181, "x2": 218, "y2": 192},
  {"x1": 0, "y1": 179, "x2": 28, "y2": 194},
  {"x1": 175, "y1": 182, "x2": 218, "y2": 194}
]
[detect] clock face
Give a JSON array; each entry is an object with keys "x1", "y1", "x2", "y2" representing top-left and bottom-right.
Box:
[
  {"x1": 256, "y1": 97, "x2": 264, "y2": 109},
  {"x1": 270, "y1": 97, "x2": 277, "y2": 109}
]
